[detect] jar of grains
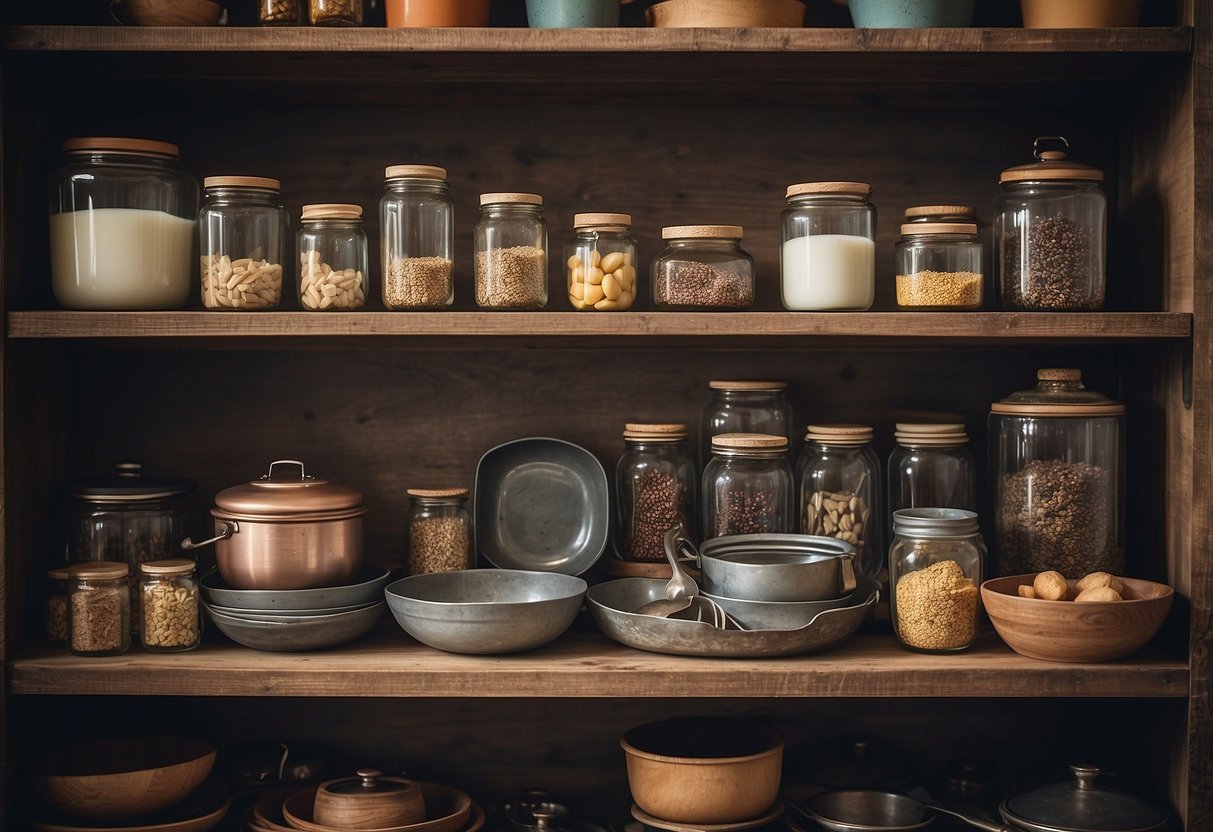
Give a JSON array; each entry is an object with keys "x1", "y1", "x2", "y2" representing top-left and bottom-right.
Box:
[
  {"x1": 565, "y1": 213, "x2": 638, "y2": 311},
  {"x1": 995, "y1": 136, "x2": 1106, "y2": 310},
  {"x1": 309, "y1": 0, "x2": 362, "y2": 25},
  {"x1": 888, "y1": 422, "x2": 977, "y2": 520},
  {"x1": 702, "y1": 433, "x2": 794, "y2": 542},
  {"x1": 474, "y1": 193, "x2": 548, "y2": 309},
  {"x1": 199, "y1": 176, "x2": 288, "y2": 311},
  {"x1": 140, "y1": 559, "x2": 200, "y2": 652},
  {"x1": 796, "y1": 424, "x2": 883, "y2": 578},
  {"x1": 297, "y1": 204, "x2": 368, "y2": 311},
  {"x1": 780, "y1": 182, "x2": 875, "y2": 311},
  {"x1": 990, "y1": 368, "x2": 1124, "y2": 577},
  {"x1": 903, "y1": 204, "x2": 976, "y2": 224},
  {"x1": 49, "y1": 137, "x2": 198, "y2": 310},
  {"x1": 895, "y1": 221, "x2": 983, "y2": 310},
  {"x1": 616, "y1": 424, "x2": 697, "y2": 562},
  {"x1": 651, "y1": 225, "x2": 754, "y2": 311},
  {"x1": 46, "y1": 567, "x2": 71, "y2": 644},
  {"x1": 889, "y1": 508, "x2": 984, "y2": 653},
  {"x1": 700, "y1": 380, "x2": 792, "y2": 470},
  {"x1": 68, "y1": 561, "x2": 130, "y2": 656},
  {"x1": 260, "y1": 0, "x2": 300, "y2": 23},
  {"x1": 406, "y1": 488, "x2": 473, "y2": 575},
  {"x1": 380, "y1": 165, "x2": 454, "y2": 309}
]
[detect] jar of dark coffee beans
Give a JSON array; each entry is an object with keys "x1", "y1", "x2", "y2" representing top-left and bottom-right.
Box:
[
  {"x1": 616, "y1": 423, "x2": 697, "y2": 562},
  {"x1": 796, "y1": 424, "x2": 883, "y2": 578},
  {"x1": 702, "y1": 433, "x2": 793, "y2": 542},
  {"x1": 652, "y1": 225, "x2": 754, "y2": 311},
  {"x1": 995, "y1": 136, "x2": 1105, "y2": 311},
  {"x1": 990, "y1": 368, "x2": 1125, "y2": 576}
]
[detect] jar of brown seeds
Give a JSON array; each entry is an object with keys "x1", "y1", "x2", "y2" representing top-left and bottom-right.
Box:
[
  {"x1": 701, "y1": 433, "x2": 793, "y2": 542},
  {"x1": 474, "y1": 193, "x2": 548, "y2": 310},
  {"x1": 68, "y1": 561, "x2": 130, "y2": 657},
  {"x1": 406, "y1": 488, "x2": 473, "y2": 575},
  {"x1": 616, "y1": 424, "x2": 696, "y2": 562},
  {"x1": 652, "y1": 225, "x2": 754, "y2": 311}
]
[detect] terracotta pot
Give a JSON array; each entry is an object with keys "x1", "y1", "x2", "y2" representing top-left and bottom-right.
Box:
[
  {"x1": 1020, "y1": 0, "x2": 1142, "y2": 28},
  {"x1": 386, "y1": 0, "x2": 491, "y2": 27}
]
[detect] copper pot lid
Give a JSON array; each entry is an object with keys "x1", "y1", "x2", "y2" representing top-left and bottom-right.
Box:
[
  {"x1": 70, "y1": 462, "x2": 195, "y2": 503},
  {"x1": 1001, "y1": 765, "x2": 1168, "y2": 832},
  {"x1": 214, "y1": 460, "x2": 364, "y2": 517},
  {"x1": 320, "y1": 768, "x2": 416, "y2": 798},
  {"x1": 991, "y1": 368, "x2": 1124, "y2": 417},
  {"x1": 1000, "y1": 136, "x2": 1103, "y2": 184}
]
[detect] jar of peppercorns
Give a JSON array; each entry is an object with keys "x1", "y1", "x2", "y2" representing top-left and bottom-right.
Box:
[
  {"x1": 616, "y1": 424, "x2": 697, "y2": 562},
  {"x1": 406, "y1": 488, "x2": 473, "y2": 575},
  {"x1": 474, "y1": 193, "x2": 548, "y2": 310},
  {"x1": 565, "y1": 213, "x2": 637, "y2": 311},
  {"x1": 796, "y1": 424, "x2": 882, "y2": 578},
  {"x1": 652, "y1": 226, "x2": 754, "y2": 311},
  {"x1": 702, "y1": 433, "x2": 793, "y2": 542}
]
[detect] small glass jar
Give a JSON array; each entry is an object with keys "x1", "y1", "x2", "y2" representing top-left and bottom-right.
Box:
[
  {"x1": 474, "y1": 193, "x2": 548, "y2": 309},
  {"x1": 796, "y1": 424, "x2": 883, "y2": 578},
  {"x1": 895, "y1": 222, "x2": 983, "y2": 310},
  {"x1": 381, "y1": 165, "x2": 454, "y2": 310},
  {"x1": 702, "y1": 433, "x2": 794, "y2": 541},
  {"x1": 780, "y1": 182, "x2": 875, "y2": 311},
  {"x1": 904, "y1": 204, "x2": 976, "y2": 224},
  {"x1": 566, "y1": 213, "x2": 638, "y2": 312},
  {"x1": 47, "y1": 567, "x2": 71, "y2": 644},
  {"x1": 406, "y1": 488, "x2": 473, "y2": 575},
  {"x1": 701, "y1": 380, "x2": 792, "y2": 469},
  {"x1": 889, "y1": 508, "x2": 984, "y2": 653},
  {"x1": 888, "y1": 423, "x2": 977, "y2": 519},
  {"x1": 309, "y1": 0, "x2": 362, "y2": 25},
  {"x1": 652, "y1": 225, "x2": 754, "y2": 311},
  {"x1": 995, "y1": 136, "x2": 1106, "y2": 311},
  {"x1": 49, "y1": 137, "x2": 198, "y2": 310},
  {"x1": 199, "y1": 176, "x2": 288, "y2": 311},
  {"x1": 991, "y1": 368, "x2": 1124, "y2": 577},
  {"x1": 140, "y1": 559, "x2": 200, "y2": 652},
  {"x1": 68, "y1": 561, "x2": 130, "y2": 656},
  {"x1": 260, "y1": 0, "x2": 300, "y2": 23},
  {"x1": 298, "y1": 204, "x2": 368, "y2": 311},
  {"x1": 616, "y1": 423, "x2": 697, "y2": 562}
]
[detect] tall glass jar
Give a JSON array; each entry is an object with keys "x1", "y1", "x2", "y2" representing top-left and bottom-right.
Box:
[
  {"x1": 381, "y1": 165, "x2": 454, "y2": 310},
  {"x1": 298, "y1": 203, "x2": 368, "y2": 311},
  {"x1": 68, "y1": 561, "x2": 130, "y2": 657},
  {"x1": 701, "y1": 380, "x2": 792, "y2": 469},
  {"x1": 49, "y1": 137, "x2": 198, "y2": 310},
  {"x1": 566, "y1": 213, "x2": 638, "y2": 312},
  {"x1": 991, "y1": 368, "x2": 1124, "y2": 577},
  {"x1": 406, "y1": 488, "x2": 473, "y2": 575},
  {"x1": 651, "y1": 226, "x2": 754, "y2": 311},
  {"x1": 199, "y1": 176, "x2": 288, "y2": 311},
  {"x1": 780, "y1": 182, "x2": 875, "y2": 311},
  {"x1": 995, "y1": 136, "x2": 1106, "y2": 311},
  {"x1": 140, "y1": 559, "x2": 200, "y2": 652},
  {"x1": 47, "y1": 567, "x2": 71, "y2": 644},
  {"x1": 796, "y1": 424, "x2": 882, "y2": 577},
  {"x1": 702, "y1": 433, "x2": 793, "y2": 541},
  {"x1": 616, "y1": 423, "x2": 696, "y2": 562},
  {"x1": 888, "y1": 422, "x2": 977, "y2": 518},
  {"x1": 889, "y1": 508, "x2": 984, "y2": 653},
  {"x1": 309, "y1": 0, "x2": 363, "y2": 25},
  {"x1": 260, "y1": 0, "x2": 300, "y2": 23},
  {"x1": 895, "y1": 222, "x2": 983, "y2": 310},
  {"x1": 475, "y1": 193, "x2": 548, "y2": 309}
]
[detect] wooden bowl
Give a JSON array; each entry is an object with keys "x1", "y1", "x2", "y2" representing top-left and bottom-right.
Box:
[
  {"x1": 283, "y1": 782, "x2": 472, "y2": 832},
  {"x1": 313, "y1": 771, "x2": 425, "y2": 830},
  {"x1": 981, "y1": 574, "x2": 1173, "y2": 663},
  {"x1": 646, "y1": 0, "x2": 805, "y2": 27},
  {"x1": 33, "y1": 737, "x2": 217, "y2": 820},
  {"x1": 112, "y1": 0, "x2": 223, "y2": 26}
]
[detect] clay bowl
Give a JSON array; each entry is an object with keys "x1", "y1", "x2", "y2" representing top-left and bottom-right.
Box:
[
  {"x1": 112, "y1": 0, "x2": 223, "y2": 25},
  {"x1": 283, "y1": 781, "x2": 473, "y2": 832},
  {"x1": 621, "y1": 717, "x2": 783, "y2": 824},
  {"x1": 981, "y1": 574, "x2": 1173, "y2": 663},
  {"x1": 33, "y1": 736, "x2": 216, "y2": 820},
  {"x1": 313, "y1": 770, "x2": 426, "y2": 830},
  {"x1": 646, "y1": 0, "x2": 805, "y2": 27}
]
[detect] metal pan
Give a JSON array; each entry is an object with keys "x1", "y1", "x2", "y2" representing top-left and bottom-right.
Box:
[{"x1": 695, "y1": 534, "x2": 858, "y2": 602}]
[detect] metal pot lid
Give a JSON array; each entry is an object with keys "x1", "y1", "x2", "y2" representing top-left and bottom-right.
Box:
[
  {"x1": 991, "y1": 369, "x2": 1124, "y2": 417},
  {"x1": 70, "y1": 461, "x2": 195, "y2": 503},
  {"x1": 1002, "y1": 766, "x2": 1168, "y2": 832},
  {"x1": 320, "y1": 768, "x2": 415, "y2": 798},
  {"x1": 214, "y1": 460, "x2": 363, "y2": 515}
]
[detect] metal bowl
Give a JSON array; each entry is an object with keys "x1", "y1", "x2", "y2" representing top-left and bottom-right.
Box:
[
  {"x1": 200, "y1": 565, "x2": 391, "y2": 611},
  {"x1": 204, "y1": 600, "x2": 384, "y2": 652},
  {"x1": 206, "y1": 600, "x2": 381, "y2": 623},
  {"x1": 384, "y1": 569, "x2": 587, "y2": 654},
  {"x1": 474, "y1": 438, "x2": 609, "y2": 575},
  {"x1": 700, "y1": 589, "x2": 855, "y2": 630},
  {"x1": 697, "y1": 534, "x2": 857, "y2": 602}
]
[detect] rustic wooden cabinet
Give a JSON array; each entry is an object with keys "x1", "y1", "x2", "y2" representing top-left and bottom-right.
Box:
[{"x1": 1, "y1": 5, "x2": 1209, "y2": 829}]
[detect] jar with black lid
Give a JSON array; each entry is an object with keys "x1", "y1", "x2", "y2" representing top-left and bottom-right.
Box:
[
  {"x1": 652, "y1": 225, "x2": 754, "y2": 311},
  {"x1": 475, "y1": 193, "x2": 548, "y2": 309},
  {"x1": 702, "y1": 433, "x2": 794, "y2": 541},
  {"x1": 199, "y1": 176, "x2": 288, "y2": 310},
  {"x1": 566, "y1": 213, "x2": 638, "y2": 311},
  {"x1": 298, "y1": 204, "x2": 368, "y2": 310},
  {"x1": 381, "y1": 165, "x2": 454, "y2": 310},
  {"x1": 616, "y1": 423, "x2": 696, "y2": 562}
]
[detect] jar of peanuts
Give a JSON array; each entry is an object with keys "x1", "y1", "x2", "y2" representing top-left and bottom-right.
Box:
[
  {"x1": 474, "y1": 193, "x2": 548, "y2": 309},
  {"x1": 701, "y1": 433, "x2": 793, "y2": 542},
  {"x1": 381, "y1": 165, "x2": 454, "y2": 310},
  {"x1": 406, "y1": 489, "x2": 472, "y2": 575},
  {"x1": 139, "y1": 559, "x2": 200, "y2": 652},
  {"x1": 652, "y1": 226, "x2": 754, "y2": 311},
  {"x1": 297, "y1": 204, "x2": 368, "y2": 311},
  {"x1": 260, "y1": 0, "x2": 301, "y2": 24},
  {"x1": 199, "y1": 176, "x2": 288, "y2": 310},
  {"x1": 616, "y1": 424, "x2": 696, "y2": 562},
  {"x1": 565, "y1": 213, "x2": 637, "y2": 311},
  {"x1": 796, "y1": 424, "x2": 882, "y2": 578},
  {"x1": 309, "y1": 0, "x2": 363, "y2": 25}
]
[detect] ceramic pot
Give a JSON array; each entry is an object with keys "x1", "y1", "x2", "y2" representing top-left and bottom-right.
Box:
[
  {"x1": 526, "y1": 0, "x2": 623, "y2": 28},
  {"x1": 847, "y1": 0, "x2": 975, "y2": 27},
  {"x1": 385, "y1": 0, "x2": 491, "y2": 27},
  {"x1": 1020, "y1": 0, "x2": 1142, "y2": 27}
]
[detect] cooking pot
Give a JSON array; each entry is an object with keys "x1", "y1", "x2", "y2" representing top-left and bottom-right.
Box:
[
  {"x1": 693, "y1": 533, "x2": 858, "y2": 602},
  {"x1": 182, "y1": 460, "x2": 364, "y2": 590}
]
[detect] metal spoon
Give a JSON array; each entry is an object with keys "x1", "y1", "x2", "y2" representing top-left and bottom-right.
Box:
[{"x1": 631, "y1": 525, "x2": 697, "y2": 619}]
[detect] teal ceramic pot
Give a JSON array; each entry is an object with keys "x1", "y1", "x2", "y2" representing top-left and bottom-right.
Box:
[
  {"x1": 526, "y1": 0, "x2": 621, "y2": 27},
  {"x1": 847, "y1": 0, "x2": 976, "y2": 27}
]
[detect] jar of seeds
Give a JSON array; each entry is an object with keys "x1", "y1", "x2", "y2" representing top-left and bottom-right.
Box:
[
  {"x1": 68, "y1": 561, "x2": 130, "y2": 656},
  {"x1": 406, "y1": 488, "x2": 472, "y2": 575},
  {"x1": 46, "y1": 567, "x2": 71, "y2": 644},
  {"x1": 895, "y1": 221, "x2": 983, "y2": 310},
  {"x1": 995, "y1": 136, "x2": 1106, "y2": 310},
  {"x1": 702, "y1": 433, "x2": 794, "y2": 542},
  {"x1": 140, "y1": 559, "x2": 200, "y2": 652},
  {"x1": 652, "y1": 226, "x2": 754, "y2": 311},
  {"x1": 298, "y1": 204, "x2": 368, "y2": 310},
  {"x1": 616, "y1": 424, "x2": 697, "y2": 562},
  {"x1": 474, "y1": 193, "x2": 548, "y2": 309},
  {"x1": 565, "y1": 213, "x2": 638, "y2": 311},
  {"x1": 199, "y1": 176, "x2": 288, "y2": 310},
  {"x1": 991, "y1": 368, "x2": 1124, "y2": 577},
  {"x1": 796, "y1": 424, "x2": 882, "y2": 578},
  {"x1": 381, "y1": 165, "x2": 454, "y2": 309}
]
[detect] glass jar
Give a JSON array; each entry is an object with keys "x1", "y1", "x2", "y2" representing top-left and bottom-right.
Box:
[
  {"x1": 566, "y1": 213, "x2": 638, "y2": 311},
  {"x1": 49, "y1": 137, "x2": 198, "y2": 310},
  {"x1": 474, "y1": 193, "x2": 548, "y2": 309},
  {"x1": 68, "y1": 561, "x2": 130, "y2": 656},
  {"x1": 888, "y1": 423, "x2": 977, "y2": 519},
  {"x1": 651, "y1": 225, "x2": 754, "y2": 311},
  {"x1": 904, "y1": 204, "x2": 975, "y2": 224},
  {"x1": 381, "y1": 165, "x2": 454, "y2": 310},
  {"x1": 199, "y1": 176, "x2": 288, "y2": 311},
  {"x1": 140, "y1": 559, "x2": 200, "y2": 652},
  {"x1": 701, "y1": 380, "x2": 792, "y2": 469},
  {"x1": 889, "y1": 508, "x2": 984, "y2": 653},
  {"x1": 796, "y1": 424, "x2": 882, "y2": 577},
  {"x1": 406, "y1": 488, "x2": 473, "y2": 575},
  {"x1": 46, "y1": 567, "x2": 71, "y2": 644},
  {"x1": 260, "y1": 0, "x2": 300, "y2": 23},
  {"x1": 990, "y1": 368, "x2": 1124, "y2": 577},
  {"x1": 616, "y1": 423, "x2": 697, "y2": 562},
  {"x1": 298, "y1": 204, "x2": 368, "y2": 311},
  {"x1": 780, "y1": 182, "x2": 875, "y2": 311},
  {"x1": 702, "y1": 433, "x2": 794, "y2": 541},
  {"x1": 995, "y1": 136, "x2": 1106, "y2": 311},
  {"x1": 309, "y1": 0, "x2": 362, "y2": 25},
  {"x1": 895, "y1": 222, "x2": 983, "y2": 310}
]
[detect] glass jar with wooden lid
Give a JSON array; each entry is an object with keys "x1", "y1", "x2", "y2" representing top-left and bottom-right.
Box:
[
  {"x1": 702, "y1": 433, "x2": 794, "y2": 541},
  {"x1": 701, "y1": 380, "x2": 792, "y2": 469},
  {"x1": 895, "y1": 221, "x2": 983, "y2": 310},
  {"x1": 68, "y1": 561, "x2": 130, "y2": 657},
  {"x1": 381, "y1": 165, "x2": 454, "y2": 310},
  {"x1": 780, "y1": 181, "x2": 875, "y2": 311},
  {"x1": 199, "y1": 176, "x2": 288, "y2": 311},
  {"x1": 474, "y1": 193, "x2": 548, "y2": 310},
  {"x1": 888, "y1": 422, "x2": 977, "y2": 520},
  {"x1": 309, "y1": 0, "x2": 363, "y2": 25},
  {"x1": 903, "y1": 204, "x2": 976, "y2": 224},
  {"x1": 406, "y1": 488, "x2": 472, "y2": 575},
  {"x1": 796, "y1": 424, "x2": 883, "y2": 577},
  {"x1": 297, "y1": 204, "x2": 368, "y2": 311},
  {"x1": 616, "y1": 423, "x2": 696, "y2": 562},
  {"x1": 139, "y1": 559, "x2": 200, "y2": 652},
  {"x1": 566, "y1": 213, "x2": 637, "y2": 311},
  {"x1": 651, "y1": 225, "x2": 754, "y2": 311}
]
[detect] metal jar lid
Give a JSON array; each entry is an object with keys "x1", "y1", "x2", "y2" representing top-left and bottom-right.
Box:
[
  {"x1": 1000, "y1": 136, "x2": 1104, "y2": 184},
  {"x1": 69, "y1": 462, "x2": 195, "y2": 504},
  {"x1": 892, "y1": 508, "x2": 979, "y2": 538},
  {"x1": 991, "y1": 368, "x2": 1125, "y2": 417},
  {"x1": 1001, "y1": 765, "x2": 1168, "y2": 832},
  {"x1": 319, "y1": 769, "x2": 416, "y2": 798},
  {"x1": 213, "y1": 460, "x2": 364, "y2": 520}
]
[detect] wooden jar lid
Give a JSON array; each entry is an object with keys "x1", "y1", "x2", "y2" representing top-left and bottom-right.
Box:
[
  {"x1": 301, "y1": 204, "x2": 363, "y2": 220},
  {"x1": 69, "y1": 561, "x2": 129, "y2": 580},
  {"x1": 709, "y1": 380, "x2": 787, "y2": 391},
  {"x1": 624, "y1": 423, "x2": 687, "y2": 441},
  {"x1": 899, "y1": 222, "x2": 977, "y2": 236},
  {"x1": 786, "y1": 181, "x2": 872, "y2": 198},
  {"x1": 385, "y1": 164, "x2": 446, "y2": 180},
  {"x1": 204, "y1": 176, "x2": 280, "y2": 191},
  {"x1": 575, "y1": 213, "x2": 631, "y2": 228},
  {"x1": 480, "y1": 192, "x2": 542, "y2": 205},
  {"x1": 711, "y1": 432, "x2": 788, "y2": 451},
  {"x1": 140, "y1": 559, "x2": 196, "y2": 576},
  {"x1": 662, "y1": 225, "x2": 743, "y2": 239},
  {"x1": 805, "y1": 423, "x2": 874, "y2": 445},
  {"x1": 62, "y1": 136, "x2": 179, "y2": 158},
  {"x1": 407, "y1": 487, "x2": 469, "y2": 499},
  {"x1": 905, "y1": 204, "x2": 975, "y2": 220}
]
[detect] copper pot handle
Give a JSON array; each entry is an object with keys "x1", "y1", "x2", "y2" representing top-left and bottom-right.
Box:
[
  {"x1": 265, "y1": 459, "x2": 308, "y2": 481},
  {"x1": 181, "y1": 521, "x2": 239, "y2": 551}
]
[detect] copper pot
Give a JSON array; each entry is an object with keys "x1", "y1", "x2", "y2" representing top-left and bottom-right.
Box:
[{"x1": 182, "y1": 460, "x2": 365, "y2": 590}]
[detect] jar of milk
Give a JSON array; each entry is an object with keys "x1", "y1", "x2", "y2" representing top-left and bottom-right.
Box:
[
  {"x1": 49, "y1": 138, "x2": 199, "y2": 310},
  {"x1": 780, "y1": 182, "x2": 875, "y2": 311}
]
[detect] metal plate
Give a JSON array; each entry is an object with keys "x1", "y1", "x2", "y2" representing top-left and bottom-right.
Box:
[
  {"x1": 203, "y1": 601, "x2": 384, "y2": 652},
  {"x1": 200, "y1": 565, "x2": 391, "y2": 611}
]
